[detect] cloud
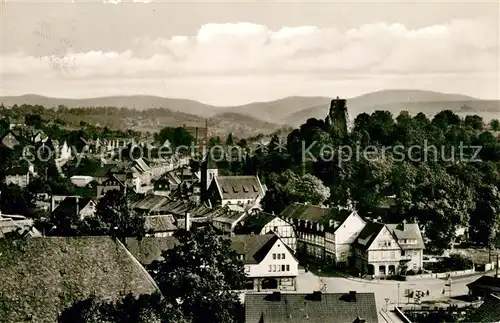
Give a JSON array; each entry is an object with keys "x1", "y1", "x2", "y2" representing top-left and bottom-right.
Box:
[{"x1": 2, "y1": 20, "x2": 498, "y2": 80}]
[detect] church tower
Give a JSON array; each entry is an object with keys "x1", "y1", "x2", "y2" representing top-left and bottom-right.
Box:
[
  {"x1": 201, "y1": 151, "x2": 218, "y2": 196},
  {"x1": 326, "y1": 97, "x2": 350, "y2": 140}
]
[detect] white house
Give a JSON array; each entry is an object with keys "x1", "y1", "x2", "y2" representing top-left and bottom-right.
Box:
[
  {"x1": 52, "y1": 197, "x2": 96, "y2": 220},
  {"x1": 207, "y1": 175, "x2": 266, "y2": 207},
  {"x1": 231, "y1": 234, "x2": 298, "y2": 291},
  {"x1": 352, "y1": 220, "x2": 425, "y2": 277},
  {"x1": 324, "y1": 210, "x2": 366, "y2": 266}
]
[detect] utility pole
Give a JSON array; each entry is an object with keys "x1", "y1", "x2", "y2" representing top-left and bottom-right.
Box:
[
  {"x1": 397, "y1": 283, "x2": 400, "y2": 307},
  {"x1": 496, "y1": 254, "x2": 499, "y2": 278}
]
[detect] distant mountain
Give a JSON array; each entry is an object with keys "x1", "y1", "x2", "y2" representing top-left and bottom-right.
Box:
[
  {"x1": 221, "y1": 96, "x2": 332, "y2": 124},
  {"x1": 0, "y1": 94, "x2": 220, "y2": 118},
  {"x1": 208, "y1": 112, "x2": 282, "y2": 138},
  {"x1": 282, "y1": 90, "x2": 500, "y2": 127}
]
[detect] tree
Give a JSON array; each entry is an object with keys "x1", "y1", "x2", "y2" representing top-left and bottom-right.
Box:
[
  {"x1": 226, "y1": 133, "x2": 234, "y2": 146},
  {"x1": 0, "y1": 183, "x2": 37, "y2": 216},
  {"x1": 87, "y1": 190, "x2": 145, "y2": 239},
  {"x1": 152, "y1": 228, "x2": 245, "y2": 323},
  {"x1": 469, "y1": 185, "x2": 500, "y2": 248},
  {"x1": 261, "y1": 170, "x2": 330, "y2": 213},
  {"x1": 58, "y1": 292, "x2": 186, "y2": 323},
  {"x1": 490, "y1": 119, "x2": 500, "y2": 131},
  {"x1": 464, "y1": 115, "x2": 483, "y2": 130},
  {"x1": 432, "y1": 110, "x2": 461, "y2": 128}
]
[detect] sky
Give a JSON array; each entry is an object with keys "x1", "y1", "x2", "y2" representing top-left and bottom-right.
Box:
[{"x1": 1, "y1": 0, "x2": 499, "y2": 105}]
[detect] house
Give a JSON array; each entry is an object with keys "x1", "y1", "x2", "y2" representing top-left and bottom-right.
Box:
[
  {"x1": 212, "y1": 209, "x2": 249, "y2": 234},
  {"x1": 324, "y1": 208, "x2": 367, "y2": 266},
  {"x1": 207, "y1": 175, "x2": 266, "y2": 207},
  {"x1": 1, "y1": 130, "x2": 21, "y2": 149},
  {"x1": 3, "y1": 165, "x2": 33, "y2": 187},
  {"x1": 235, "y1": 212, "x2": 297, "y2": 253},
  {"x1": 153, "y1": 171, "x2": 181, "y2": 196},
  {"x1": 352, "y1": 220, "x2": 425, "y2": 276},
  {"x1": 231, "y1": 234, "x2": 298, "y2": 291},
  {"x1": 280, "y1": 202, "x2": 330, "y2": 259},
  {"x1": 93, "y1": 164, "x2": 116, "y2": 184},
  {"x1": 467, "y1": 276, "x2": 500, "y2": 298},
  {"x1": 70, "y1": 175, "x2": 94, "y2": 187},
  {"x1": 125, "y1": 233, "x2": 299, "y2": 291},
  {"x1": 0, "y1": 212, "x2": 42, "y2": 238},
  {"x1": 244, "y1": 291, "x2": 378, "y2": 323},
  {"x1": 144, "y1": 214, "x2": 177, "y2": 237},
  {"x1": 52, "y1": 196, "x2": 96, "y2": 220},
  {"x1": 97, "y1": 174, "x2": 127, "y2": 197},
  {"x1": 468, "y1": 293, "x2": 500, "y2": 322},
  {"x1": 0, "y1": 236, "x2": 159, "y2": 322}
]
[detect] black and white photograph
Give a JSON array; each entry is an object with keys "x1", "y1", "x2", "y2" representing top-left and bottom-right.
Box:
[{"x1": 0, "y1": 1, "x2": 499, "y2": 322}]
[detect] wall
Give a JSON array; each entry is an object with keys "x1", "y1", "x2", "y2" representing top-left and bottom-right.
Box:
[
  {"x1": 261, "y1": 217, "x2": 297, "y2": 252},
  {"x1": 333, "y1": 212, "x2": 366, "y2": 263},
  {"x1": 405, "y1": 268, "x2": 475, "y2": 280},
  {"x1": 247, "y1": 239, "x2": 298, "y2": 278}
]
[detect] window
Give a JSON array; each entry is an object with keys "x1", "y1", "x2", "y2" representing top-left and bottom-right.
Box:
[
  {"x1": 391, "y1": 251, "x2": 395, "y2": 259},
  {"x1": 286, "y1": 265, "x2": 290, "y2": 271},
  {"x1": 282, "y1": 265, "x2": 286, "y2": 272},
  {"x1": 282, "y1": 253, "x2": 285, "y2": 259},
  {"x1": 273, "y1": 226, "x2": 278, "y2": 232},
  {"x1": 268, "y1": 265, "x2": 272, "y2": 272},
  {"x1": 277, "y1": 265, "x2": 281, "y2": 272},
  {"x1": 413, "y1": 251, "x2": 418, "y2": 256},
  {"x1": 413, "y1": 263, "x2": 417, "y2": 270},
  {"x1": 272, "y1": 265, "x2": 276, "y2": 272},
  {"x1": 277, "y1": 254, "x2": 281, "y2": 260},
  {"x1": 245, "y1": 266, "x2": 250, "y2": 273},
  {"x1": 272, "y1": 253, "x2": 276, "y2": 260}
]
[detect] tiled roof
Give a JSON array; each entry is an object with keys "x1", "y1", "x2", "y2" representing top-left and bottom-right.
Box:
[
  {"x1": 280, "y1": 202, "x2": 330, "y2": 223},
  {"x1": 214, "y1": 176, "x2": 265, "y2": 201},
  {"x1": 52, "y1": 197, "x2": 94, "y2": 217},
  {"x1": 230, "y1": 234, "x2": 278, "y2": 264},
  {"x1": 144, "y1": 215, "x2": 177, "y2": 233},
  {"x1": 244, "y1": 291, "x2": 378, "y2": 323},
  {"x1": 132, "y1": 195, "x2": 169, "y2": 212},
  {"x1": 469, "y1": 294, "x2": 500, "y2": 322},
  {"x1": 0, "y1": 236, "x2": 159, "y2": 323}
]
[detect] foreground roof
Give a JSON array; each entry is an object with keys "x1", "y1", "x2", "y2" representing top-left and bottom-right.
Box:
[
  {"x1": 468, "y1": 294, "x2": 500, "y2": 322},
  {"x1": 467, "y1": 275, "x2": 500, "y2": 293},
  {"x1": 0, "y1": 236, "x2": 159, "y2": 323},
  {"x1": 245, "y1": 291, "x2": 378, "y2": 323}
]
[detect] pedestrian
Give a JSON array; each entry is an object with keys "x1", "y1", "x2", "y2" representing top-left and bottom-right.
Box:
[
  {"x1": 442, "y1": 288, "x2": 445, "y2": 295},
  {"x1": 426, "y1": 290, "x2": 430, "y2": 296}
]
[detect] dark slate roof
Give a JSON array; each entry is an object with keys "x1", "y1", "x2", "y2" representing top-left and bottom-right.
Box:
[
  {"x1": 5, "y1": 165, "x2": 30, "y2": 176},
  {"x1": 125, "y1": 234, "x2": 279, "y2": 266},
  {"x1": 93, "y1": 164, "x2": 116, "y2": 177},
  {"x1": 467, "y1": 276, "x2": 500, "y2": 293},
  {"x1": 245, "y1": 292, "x2": 378, "y2": 323},
  {"x1": 469, "y1": 294, "x2": 500, "y2": 322},
  {"x1": 52, "y1": 197, "x2": 94, "y2": 216},
  {"x1": 230, "y1": 234, "x2": 278, "y2": 264},
  {"x1": 235, "y1": 212, "x2": 278, "y2": 234},
  {"x1": 132, "y1": 195, "x2": 169, "y2": 212},
  {"x1": 386, "y1": 223, "x2": 425, "y2": 250},
  {"x1": 280, "y1": 202, "x2": 330, "y2": 223},
  {"x1": 0, "y1": 236, "x2": 159, "y2": 323},
  {"x1": 353, "y1": 221, "x2": 385, "y2": 250},
  {"x1": 144, "y1": 215, "x2": 177, "y2": 233},
  {"x1": 214, "y1": 176, "x2": 265, "y2": 201}
]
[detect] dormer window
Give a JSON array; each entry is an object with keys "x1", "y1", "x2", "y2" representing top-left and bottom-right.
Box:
[
  {"x1": 232, "y1": 186, "x2": 238, "y2": 193},
  {"x1": 222, "y1": 187, "x2": 228, "y2": 194},
  {"x1": 252, "y1": 185, "x2": 258, "y2": 192},
  {"x1": 242, "y1": 185, "x2": 249, "y2": 193}
]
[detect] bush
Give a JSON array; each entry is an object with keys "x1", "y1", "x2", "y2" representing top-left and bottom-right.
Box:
[{"x1": 424, "y1": 254, "x2": 473, "y2": 273}]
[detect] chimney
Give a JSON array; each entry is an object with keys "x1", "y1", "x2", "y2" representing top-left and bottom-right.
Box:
[
  {"x1": 51, "y1": 195, "x2": 56, "y2": 212},
  {"x1": 185, "y1": 212, "x2": 191, "y2": 231},
  {"x1": 312, "y1": 291, "x2": 322, "y2": 301},
  {"x1": 272, "y1": 291, "x2": 281, "y2": 301},
  {"x1": 75, "y1": 197, "x2": 80, "y2": 216},
  {"x1": 349, "y1": 291, "x2": 356, "y2": 302}
]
